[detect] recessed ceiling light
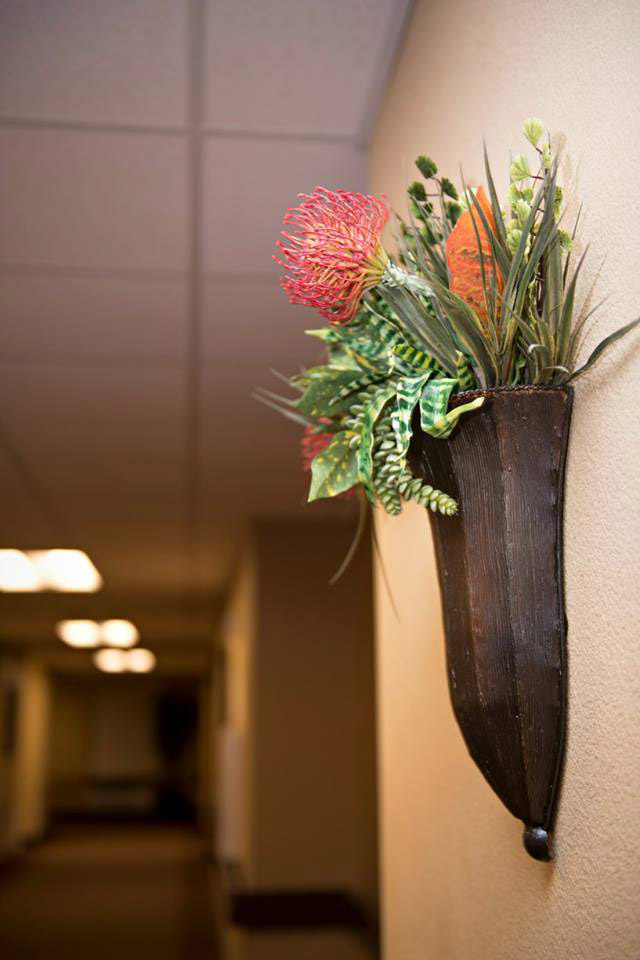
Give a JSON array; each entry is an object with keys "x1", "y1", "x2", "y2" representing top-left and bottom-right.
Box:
[
  {"x1": 126, "y1": 648, "x2": 156, "y2": 674},
  {"x1": 27, "y1": 550, "x2": 103, "y2": 592},
  {"x1": 93, "y1": 648, "x2": 128, "y2": 673},
  {"x1": 0, "y1": 549, "x2": 45, "y2": 592},
  {"x1": 100, "y1": 619, "x2": 139, "y2": 648},
  {"x1": 56, "y1": 619, "x2": 102, "y2": 649}
]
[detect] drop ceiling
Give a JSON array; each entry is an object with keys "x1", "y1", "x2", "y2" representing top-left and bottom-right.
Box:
[{"x1": 0, "y1": 0, "x2": 412, "y2": 658}]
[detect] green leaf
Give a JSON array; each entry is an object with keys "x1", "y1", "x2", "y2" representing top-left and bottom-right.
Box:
[
  {"x1": 297, "y1": 368, "x2": 388, "y2": 417},
  {"x1": 357, "y1": 386, "x2": 396, "y2": 503},
  {"x1": 390, "y1": 376, "x2": 428, "y2": 467},
  {"x1": 568, "y1": 316, "x2": 640, "y2": 381},
  {"x1": 308, "y1": 432, "x2": 359, "y2": 502},
  {"x1": 254, "y1": 390, "x2": 319, "y2": 429},
  {"x1": 455, "y1": 350, "x2": 477, "y2": 390},
  {"x1": 420, "y1": 378, "x2": 484, "y2": 439},
  {"x1": 378, "y1": 284, "x2": 458, "y2": 376},
  {"x1": 555, "y1": 248, "x2": 588, "y2": 372},
  {"x1": 420, "y1": 378, "x2": 457, "y2": 435},
  {"x1": 422, "y1": 272, "x2": 498, "y2": 386},
  {"x1": 392, "y1": 342, "x2": 440, "y2": 377}
]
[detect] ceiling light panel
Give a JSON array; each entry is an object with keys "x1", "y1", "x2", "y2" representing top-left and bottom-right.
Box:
[
  {"x1": 93, "y1": 648, "x2": 128, "y2": 673},
  {"x1": 126, "y1": 648, "x2": 156, "y2": 673},
  {"x1": 100, "y1": 619, "x2": 139, "y2": 648},
  {"x1": 27, "y1": 549, "x2": 103, "y2": 592},
  {"x1": 56, "y1": 619, "x2": 102, "y2": 649},
  {"x1": 0, "y1": 549, "x2": 44, "y2": 591}
]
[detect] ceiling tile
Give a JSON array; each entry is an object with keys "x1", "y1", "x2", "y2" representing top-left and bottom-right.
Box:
[
  {"x1": 0, "y1": 129, "x2": 188, "y2": 271},
  {"x1": 203, "y1": 136, "x2": 367, "y2": 274},
  {"x1": 0, "y1": 0, "x2": 188, "y2": 126},
  {"x1": 199, "y1": 365, "x2": 310, "y2": 513},
  {"x1": 0, "y1": 365, "x2": 185, "y2": 463},
  {"x1": 0, "y1": 275, "x2": 187, "y2": 363},
  {"x1": 0, "y1": 365, "x2": 186, "y2": 528},
  {"x1": 204, "y1": 0, "x2": 398, "y2": 137},
  {"x1": 201, "y1": 276, "x2": 324, "y2": 367}
]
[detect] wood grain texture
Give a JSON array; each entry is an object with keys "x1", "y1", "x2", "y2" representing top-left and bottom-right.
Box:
[{"x1": 408, "y1": 386, "x2": 573, "y2": 860}]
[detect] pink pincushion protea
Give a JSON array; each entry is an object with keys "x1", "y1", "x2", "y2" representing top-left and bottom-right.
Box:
[
  {"x1": 275, "y1": 187, "x2": 390, "y2": 324},
  {"x1": 301, "y1": 424, "x2": 333, "y2": 473}
]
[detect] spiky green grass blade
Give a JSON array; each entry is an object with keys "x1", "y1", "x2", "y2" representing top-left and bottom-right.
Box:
[{"x1": 568, "y1": 316, "x2": 640, "y2": 381}]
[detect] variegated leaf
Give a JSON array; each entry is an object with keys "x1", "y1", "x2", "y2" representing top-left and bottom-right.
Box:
[
  {"x1": 308, "y1": 432, "x2": 359, "y2": 502},
  {"x1": 420, "y1": 378, "x2": 484, "y2": 438},
  {"x1": 455, "y1": 350, "x2": 477, "y2": 390},
  {"x1": 390, "y1": 376, "x2": 428, "y2": 467},
  {"x1": 357, "y1": 386, "x2": 396, "y2": 503}
]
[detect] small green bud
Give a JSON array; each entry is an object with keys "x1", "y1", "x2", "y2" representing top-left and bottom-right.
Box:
[
  {"x1": 415, "y1": 155, "x2": 438, "y2": 179},
  {"x1": 446, "y1": 201, "x2": 461, "y2": 225},
  {"x1": 408, "y1": 180, "x2": 427, "y2": 202},
  {"x1": 542, "y1": 144, "x2": 552, "y2": 170},
  {"x1": 558, "y1": 229, "x2": 573, "y2": 250},
  {"x1": 523, "y1": 117, "x2": 545, "y2": 148},
  {"x1": 440, "y1": 177, "x2": 458, "y2": 199},
  {"x1": 508, "y1": 184, "x2": 522, "y2": 205},
  {"x1": 553, "y1": 186, "x2": 563, "y2": 220},
  {"x1": 514, "y1": 198, "x2": 531, "y2": 225},
  {"x1": 506, "y1": 225, "x2": 523, "y2": 254},
  {"x1": 510, "y1": 153, "x2": 532, "y2": 182}
]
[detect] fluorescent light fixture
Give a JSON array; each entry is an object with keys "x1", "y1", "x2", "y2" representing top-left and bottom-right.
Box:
[
  {"x1": 93, "y1": 647, "x2": 156, "y2": 674},
  {"x1": 27, "y1": 550, "x2": 103, "y2": 592},
  {"x1": 0, "y1": 549, "x2": 45, "y2": 592},
  {"x1": 56, "y1": 619, "x2": 102, "y2": 649},
  {"x1": 93, "y1": 648, "x2": 128, "y2": 673},
  {"x1": 126, "y1": 648, "x2": 156, "y2": 674},
  {"x1": 100, "y1": 619, "x2": 139, "y2": 648}
]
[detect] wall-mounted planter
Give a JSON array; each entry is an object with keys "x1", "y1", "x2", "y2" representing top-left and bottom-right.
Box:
[{"x1": 409, "y1": 385, "x2": 573, "y2": 861}]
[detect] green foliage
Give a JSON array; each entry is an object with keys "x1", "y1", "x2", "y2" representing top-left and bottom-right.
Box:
[
  {"x1": 415, "y1": 155, "x2": 438, "y2": 179},
  {"x1": 308, "y1": 433, "x2": 359, "y2": 502},
  {"x1": 261, "y1": 117, "x2": 640, "y2": 531},
  {"x1": 372, "y1": 407, "x2": 458, "y2": 516},
  {"x1": 393, "y1": 121, "x2": 639, "y2": 387},
  {"x1": 420, "y1": 379, "x2": 484, "y2": 439}
]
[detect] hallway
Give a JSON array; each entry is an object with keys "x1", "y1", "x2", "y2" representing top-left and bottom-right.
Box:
[{"x1": 0, "y1": 824, "x2": 219, "y2": 959}]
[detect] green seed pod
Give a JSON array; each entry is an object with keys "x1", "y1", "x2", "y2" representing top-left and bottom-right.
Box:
[
  {"x1": 415, "y1": 155, "x2": 438, "y2": 179},
  {"x1": 523, "y1": 117, "x2": 544, "y2": 148},
  {"x1": 408, "y1": 180, "x2": 427, "y2": 202},
  {"x1": 510, "y1": 153, "x2": 532, "y2": 182}
]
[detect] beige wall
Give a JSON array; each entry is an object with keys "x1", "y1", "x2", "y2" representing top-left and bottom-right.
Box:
[
  {"x1": 11, "y1": 657, "x2": 51, "y2": 844},
  {"x1": 220, "y1": 518, "x2": 377, "y2": 960},
  {"x1": 370, "y1": 1, "x2": 640, "y2": 958}
]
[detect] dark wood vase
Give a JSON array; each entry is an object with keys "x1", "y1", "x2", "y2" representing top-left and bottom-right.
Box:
[{"x1": 408, "y1": 385, "x2": 573, "y2": 861}]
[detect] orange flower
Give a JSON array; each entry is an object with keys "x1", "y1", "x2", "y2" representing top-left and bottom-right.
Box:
[{"x1": 445, "y1": 186, "x2": 502, "y2": 330}]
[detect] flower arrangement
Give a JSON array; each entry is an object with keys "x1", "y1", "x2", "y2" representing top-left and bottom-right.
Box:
[{"x1": 259, "y1": 119, "x2": 638, "y2": 523}]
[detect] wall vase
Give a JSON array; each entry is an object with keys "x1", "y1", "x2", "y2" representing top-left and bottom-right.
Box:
[{"x1": 409, "y1": 385, "x2": 573, "y2": 861}]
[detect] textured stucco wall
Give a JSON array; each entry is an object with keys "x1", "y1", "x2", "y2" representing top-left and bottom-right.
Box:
[{"x1": 370, "y1": 1, "x2": 640, "y2": 958}]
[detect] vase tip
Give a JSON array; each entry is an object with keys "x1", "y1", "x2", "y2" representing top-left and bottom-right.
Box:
[{"x1": 523, "y1": 825, "x2": 552, "y2": 862}]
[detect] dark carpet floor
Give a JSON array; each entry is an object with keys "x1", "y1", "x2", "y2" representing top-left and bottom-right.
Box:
[{"x1": 0, "y1": 823, "x2": 219, "y2": 959}]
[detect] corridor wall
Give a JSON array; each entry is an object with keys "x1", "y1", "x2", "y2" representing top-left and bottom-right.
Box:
[{"x1": 219, "y1": 518, "x2": 377, "y2": 960}]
